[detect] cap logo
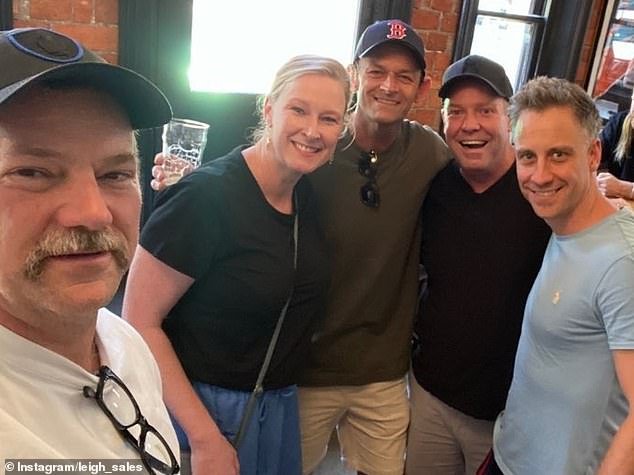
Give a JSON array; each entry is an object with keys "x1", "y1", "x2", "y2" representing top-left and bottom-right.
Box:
[
  {"x1": 386, "y1": 21, "x2": 408, "y2": 40},
  {"x1": 7, "y1": 29, "x2": 84, "y2": 64}
]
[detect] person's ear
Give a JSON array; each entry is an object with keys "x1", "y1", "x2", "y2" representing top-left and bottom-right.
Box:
[
  {"x1": 588, "y1": 137, "x2": 602, "y2": 172},
  {"x1": 348, "y1": 63, "x2": 360, "y2": 93},
  {"x1": 263, "y1": 96, "x2": 273, "y2": 128},
  {"x1": 415, "y1": 75, "x2": 432, "y2": 103}
]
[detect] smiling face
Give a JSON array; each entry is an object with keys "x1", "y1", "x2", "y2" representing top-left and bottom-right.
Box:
[
  {"x1": 264, "y1": 73, "x2": 347, "y2": 176},
  {"x1": 353, "y1": 42, "x2": 429, "y2": 127},
  {"x1": 514, "y1": 105, "x2": 602, "y2": 234},
  {"x1": 443, "y1": 80, "x2": 514, "y2": 186},
  {"x1": 0, "y1": 87, "x2": 140, "y2": 334}
]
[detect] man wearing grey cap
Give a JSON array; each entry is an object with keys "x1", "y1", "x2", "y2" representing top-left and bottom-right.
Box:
[
  {"x1": 298, "y1": 19, "x2": 449, "y2": 475},
  {"x1": 0, "y1": 28, "x2": 179, "y2": 473},
  {"x1": 406, "y1": 55, "x2": 550, "y2": 475}
]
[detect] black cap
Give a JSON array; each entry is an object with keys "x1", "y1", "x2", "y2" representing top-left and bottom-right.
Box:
[
  {"x1": 355, "y1": 19, "x2": 426, "y2": 71},
  {"x1": 0, "y1": 28, "x2": 172, "y2": 129},
  {"x1": 439, "y1": 54, "x2": 513, "y2": 99}
]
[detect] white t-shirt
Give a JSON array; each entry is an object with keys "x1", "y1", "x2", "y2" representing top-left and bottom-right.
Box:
[{"x1": 0, "y1": 308, "x2": 179, "y2": 464}]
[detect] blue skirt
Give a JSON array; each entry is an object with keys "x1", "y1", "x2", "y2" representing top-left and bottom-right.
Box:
[{"x1": 174, "y1": 382, "x2": 302, "y2": 475}]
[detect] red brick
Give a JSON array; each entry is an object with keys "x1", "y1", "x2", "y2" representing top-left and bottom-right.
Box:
[
  {"x1": 424, "y1": 50, "x2": 438, "y2": 70},
  {"x1": 55, "y1": 24, "x2": 118, "y2": 53},
  {"x1": 14, "y1": 19, "x2": 51, "y2": 29},
  {"x1": 96, "y1": 0, "x2": 118, "y2": 24},
  {"x1": 441, "y1": 13, "x2": 459, "y2": 33},
  {"x1": 14, "y1": 0, "x2": 31, "y2": 19},
  {"x1": 31, "y1": 0, "x2": 72, "y2": 21},
  {"x1": 73, "y1": 0, "x2": 93, "y2": 23},
  {"x1": 412, "y1": 9, "x2": 440, "y2": 30},
  {"x1": 429, "y1": 68, "x2": 443, "y2": 85},
  {"x1": 424, "y1": 31, "x2": 449, "y2": 52},
  {"x1": 100, "y1": 51, "x2": 118, "y2": 64},
  {"x1": 430, "y1": 0, "x2": 455, "y2": 14},
  {"x1": 416, "y1": 0, "x2": 434, "y2": 8},
  {"x1": 428, "y1": 87, "x2": 441, "y2": 101},
  {"x1": 434, "y1": 51, "x2": 452, "y2": 72},
  {"x1": 408, "y1": 108, "x2": 442, "y2": 129}
]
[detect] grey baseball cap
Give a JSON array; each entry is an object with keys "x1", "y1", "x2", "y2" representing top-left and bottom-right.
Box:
[{"x1": 0, "y1": 27, "x2": 172, "y2": 129}]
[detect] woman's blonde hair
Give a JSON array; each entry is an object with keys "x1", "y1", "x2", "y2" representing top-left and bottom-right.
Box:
[
  {"x1": 614, "y1": 112, "x2": 633, "y2": 163},
  {"x1": 251, "y1": 54, "x2": 352, "y2": 143}
]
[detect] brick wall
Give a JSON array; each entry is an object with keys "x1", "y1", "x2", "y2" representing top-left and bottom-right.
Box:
[
  {"x1": 12, "y1": 0, "x2": 119, "y2": 64},
  {"x1": 10, "y1": 0, "x2": 605, "y2": 130},
  {"x1": 408, "y1": 0, "x2": 460, "y2": 130},
  {"x1": 408, "y1": 0, "x2": 607, "y2": 129}
]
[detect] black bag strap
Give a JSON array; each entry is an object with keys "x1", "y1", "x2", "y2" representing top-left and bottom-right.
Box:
[{"x1": 233, "y1": 194, "x2": 299, "y2": 449}]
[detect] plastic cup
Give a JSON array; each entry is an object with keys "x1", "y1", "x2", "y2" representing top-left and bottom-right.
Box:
[{"x1": 161, "y1": 118, "x2": 210, "y2": 185}]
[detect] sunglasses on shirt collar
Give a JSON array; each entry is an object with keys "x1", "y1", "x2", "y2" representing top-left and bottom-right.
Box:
[{"x1": 358, "y1": 150, "x2": 380, "y2": 208}]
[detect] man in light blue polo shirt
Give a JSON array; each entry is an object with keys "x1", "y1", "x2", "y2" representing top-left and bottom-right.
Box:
[{"x1": 480, "y1": 77, "x2": 634, "y2": 475}]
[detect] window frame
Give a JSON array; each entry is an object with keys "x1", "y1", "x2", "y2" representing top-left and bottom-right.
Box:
[
  {"x1": 454, "y1": 2, "x2": 546, "y2": 89},
  {"x1": 0, "y1": 0, "x2": 12, "y2": 29},
  {"x1": 453, "y1": 0, "x2": 594, "y2": 85}
]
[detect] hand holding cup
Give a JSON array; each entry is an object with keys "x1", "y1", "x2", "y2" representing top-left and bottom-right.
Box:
[{"x1": 159, "y1": 118, "x2": 209, "y2": 187}]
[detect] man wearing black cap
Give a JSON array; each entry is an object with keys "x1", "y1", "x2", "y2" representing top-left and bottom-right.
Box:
[
  {"x1": 0, "y1": 28, "x2": 179, "y2": 472},
  {"x1": 298, "y1": 20, "x2": 449, "y2": 475},
  {"x1": 406, "y1": 55, "x2": 550, "y2": 474}
]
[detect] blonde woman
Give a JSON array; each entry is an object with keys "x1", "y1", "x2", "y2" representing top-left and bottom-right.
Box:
[
  {"x1": 598, "y1": 95, "x2": 634, "y2": 200},
  {"x1": 123, "y1": 55, "x2": 351, "y2": 475}
]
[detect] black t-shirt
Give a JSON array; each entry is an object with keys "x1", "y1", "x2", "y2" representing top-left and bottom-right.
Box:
[
  {"x1": 140, "y1": 146, "x2": 330, "y2": 390},
  {"x1": 600, "y1": 110, "x2": 634, "y2": 181},
  {"x1": 412, "y1": 161, "x2": 551, "y2": 420}
]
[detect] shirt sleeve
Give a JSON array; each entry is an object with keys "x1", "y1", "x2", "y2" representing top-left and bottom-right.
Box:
[
  {"x1": 140, "y1": 171, "x2": 221, "y2": 279},
  {"x1": 597, "y1": 255, "x2": 634, "y2": 349}
]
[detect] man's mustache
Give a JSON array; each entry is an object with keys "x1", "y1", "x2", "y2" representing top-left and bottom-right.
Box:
[{"x1": 24, "y1": 228, "x2": 130, "y2": 280}]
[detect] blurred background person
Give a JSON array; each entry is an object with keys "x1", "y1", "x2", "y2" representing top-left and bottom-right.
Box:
[
  {"x1": 598, "y1": 90, "x2": 634, "y2": 201},
  {"x1": 123, "y1": 55, "x2": 351, "y2": 475}
]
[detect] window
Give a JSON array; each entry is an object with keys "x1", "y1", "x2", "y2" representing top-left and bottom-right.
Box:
[
  {"x1": 590, "y1": 0, "x2": 634, "y2": 119},
  {"x1": 118, "y1": 0, "x2": 413, "y2": 221},
  {"x1": 453, "y1": 1, "x2": 593, "y2": 93},
  {"x1": 454, "y1": 0, "x2": 546, "y2": 91},
  {"x1": 189, "y1": 0, "x2": 361, "y2": 94}
]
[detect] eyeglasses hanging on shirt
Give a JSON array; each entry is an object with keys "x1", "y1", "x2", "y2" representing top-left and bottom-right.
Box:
[{"x1": 83, "y1": 365, "x2": 180, "y2": 475}]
